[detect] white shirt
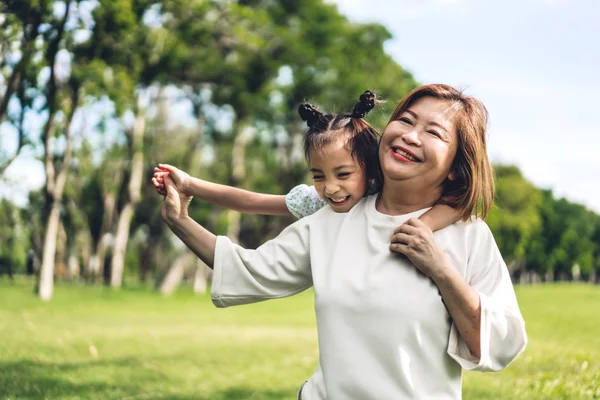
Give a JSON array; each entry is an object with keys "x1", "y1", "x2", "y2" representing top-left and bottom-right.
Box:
[{"x1": 211, "y1": 194, "x2": 527, "y2": 399}]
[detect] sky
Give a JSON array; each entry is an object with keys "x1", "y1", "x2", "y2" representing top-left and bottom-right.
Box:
[
  {"x1": 1, "y1": 0, "x2": 599, "y2": 211},
  {"x1": 331, "y1": 0, "x2": 600, "y2": 212}
]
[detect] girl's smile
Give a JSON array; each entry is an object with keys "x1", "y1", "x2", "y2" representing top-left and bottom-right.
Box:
[{"x1": 309, "y1": 138, "x2": 367, "y2": 213}]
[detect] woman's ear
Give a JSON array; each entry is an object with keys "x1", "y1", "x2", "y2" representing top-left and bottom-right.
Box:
[{"x1": 447, "y1": 170, "x2": 456, "y2": 181}]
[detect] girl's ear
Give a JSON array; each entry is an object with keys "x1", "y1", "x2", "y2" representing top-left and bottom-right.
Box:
[{"x1": 447, "y1": 170, "x2": 456, "y2": 181}]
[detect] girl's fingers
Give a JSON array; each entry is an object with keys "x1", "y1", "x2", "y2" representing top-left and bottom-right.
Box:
[{"x1": 158, "y1": 163, "x2": 176, "y2": 173}]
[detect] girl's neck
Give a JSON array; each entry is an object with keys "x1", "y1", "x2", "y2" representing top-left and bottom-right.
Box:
[{"x1": 376, "y1": 179, "x2": 442, "y2": 216}]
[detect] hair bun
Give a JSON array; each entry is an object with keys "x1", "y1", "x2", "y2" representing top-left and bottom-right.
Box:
[
  {"x1": 351, "y1": 90, "x2": 376, "y2": 118},
  {"x1": 298, "y1": 103, "x2": 323, "y2": 128}
]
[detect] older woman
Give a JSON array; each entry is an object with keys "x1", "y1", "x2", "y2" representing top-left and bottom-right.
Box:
[{"x1": 161, "y1": 84, "x2": 527, "y2": 399}]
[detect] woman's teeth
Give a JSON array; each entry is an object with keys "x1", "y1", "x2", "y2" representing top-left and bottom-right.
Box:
[{"x1": 393, "y1": 148, "x2": 418, "y2": 162}]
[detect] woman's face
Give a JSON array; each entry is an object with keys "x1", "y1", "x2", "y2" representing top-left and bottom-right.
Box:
[{"x1": 379, "y1": 96, "x2": 458, "y2": 190}]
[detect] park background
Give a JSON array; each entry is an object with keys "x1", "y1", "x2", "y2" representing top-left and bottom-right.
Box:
[{"x1": 0, "y1": 0, "x2": 599, "y2": 399}]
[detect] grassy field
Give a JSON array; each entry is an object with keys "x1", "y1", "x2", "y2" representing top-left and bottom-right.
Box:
[{"x1": 1, "y1": 279, "x2": 599, "y2": 400}]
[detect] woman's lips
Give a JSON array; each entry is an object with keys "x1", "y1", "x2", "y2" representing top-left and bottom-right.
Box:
[{"x1": 391, "y1": 148, "x2": 417, "y2": 163}]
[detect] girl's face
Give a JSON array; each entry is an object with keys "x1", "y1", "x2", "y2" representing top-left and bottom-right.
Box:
[
  {"x1": 378, "y1": 96, "x2": 458, "y2": 191},
  {"x1": 309, "y1": 138, "x2": 367, "y2": 213}
]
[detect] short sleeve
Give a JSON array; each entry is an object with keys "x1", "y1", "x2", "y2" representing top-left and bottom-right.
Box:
[
  {"x1": 285, "y1": 184, "x2": 326, "y2": 219},
  {"x1": 211, "y1": 218, "x2": 313, "y2": 308},
  {"x1": 447, "y1": 220, "x2": 527, "y2": 372}
]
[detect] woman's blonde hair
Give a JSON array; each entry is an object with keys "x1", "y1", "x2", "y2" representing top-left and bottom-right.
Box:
[{"x1": 386, "y1": 84, "x2": 494, "y2": 220}]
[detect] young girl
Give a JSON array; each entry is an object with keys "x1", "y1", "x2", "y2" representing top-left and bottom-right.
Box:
[{"x1": 152, "y1": 91, "x2": 460, "y2": 229}]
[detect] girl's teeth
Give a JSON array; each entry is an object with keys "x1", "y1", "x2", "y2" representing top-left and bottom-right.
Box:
[{"x1": 330, "y1": 196, "x2": 349, "y2": 203}]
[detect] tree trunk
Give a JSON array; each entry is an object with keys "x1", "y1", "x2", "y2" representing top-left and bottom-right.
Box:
[
  {"x1": 159, "y1": 252, "x2": 192, "y2": 295},
  {"x1": 110, "y1": 108, "x2": 146, "y2": 288},
  {"x1": 38, "y1": 203, "x2": 61, "y2": 301},
  {"x1": 139, "y1": 240, "x2": 155, "y2": 283},
  {"x1": 193, "y1": 258, "x2": 212, "y2": 294},
  {"x1": 35, "y1": 4, "x2": 73, "y2": 300},
  {"x1": 226, "y1": 124, "x2": 254, "y2": 243}
]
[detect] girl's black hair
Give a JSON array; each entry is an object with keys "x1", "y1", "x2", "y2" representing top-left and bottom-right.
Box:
[{"x1": 298, "y1": 91, "x2": 381, "y2": 195}]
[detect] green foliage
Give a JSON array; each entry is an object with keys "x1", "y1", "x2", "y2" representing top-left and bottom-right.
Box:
[
  {"x1": 0, "y1": 199, "x2": 30, "y2": 273},
  {"x1": 3, "y1": 1, "x2": 599, "y2": 286},
  {"x1": 487, "y1": 164, "x2": 600, "y2": 280},
  {"x1": 487, "y1": 165, "x2": 542, "y2": 265}
]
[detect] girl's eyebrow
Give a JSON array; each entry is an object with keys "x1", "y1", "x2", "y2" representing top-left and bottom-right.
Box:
[
  {"x1": 310, "y1": 165, "x2": 355, "y2": 173},
  {"x1": 333, "y1": 165, "x2": 355, "y2": 171}
]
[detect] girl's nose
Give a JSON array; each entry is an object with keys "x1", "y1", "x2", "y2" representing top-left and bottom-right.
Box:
[{"x1": 324, "y1": 181, "x2": 341, "y2": 195}]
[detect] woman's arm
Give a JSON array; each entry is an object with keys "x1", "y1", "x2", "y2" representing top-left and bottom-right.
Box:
[
  {"x1": 431, "y1": 266, "x2": 482, "y2": 358},
  {"x1": 162, "y1": 176, "x2": 217, "y2": 267},
  {"x1": 161, "y1": 175, "x2": 313, "y2": 307},
  {"x1": 154, "y1": 164, "x2": 291, "y2": 216},
  {"x1": 390, "y1": 218, "x2": 527, "y2": 371},
  {"x1": 389, "y1": 218, "x2": 481, "y2": 357}
]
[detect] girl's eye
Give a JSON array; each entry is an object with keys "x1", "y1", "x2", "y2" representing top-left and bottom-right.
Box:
[
  {"x1": 399, "y1": 117, "x2": 413, "y2": 125},
  {"x1": 338, "y1": 172, "x2": 350, "y2": 178},
  {"x1": 312, "y1": 175, "x2": 324, "y2": 181}
]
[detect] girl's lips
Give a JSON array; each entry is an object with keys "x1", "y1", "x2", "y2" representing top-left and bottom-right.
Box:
[{"x1": 328, "y1": 196, "x2": 350, "y2": 207}]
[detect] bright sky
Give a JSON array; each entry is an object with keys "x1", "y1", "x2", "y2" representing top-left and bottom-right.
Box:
[
  {"x1": 1, "y1": 0, "x2": 599, "y2": 212},
  {"x1": 332, "y1": 0, "x2": 600, "y2": 212}
]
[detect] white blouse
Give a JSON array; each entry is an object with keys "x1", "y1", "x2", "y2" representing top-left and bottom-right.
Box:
[{"x1": 211, "y1": 194, "x2": 527, "y2": 399}]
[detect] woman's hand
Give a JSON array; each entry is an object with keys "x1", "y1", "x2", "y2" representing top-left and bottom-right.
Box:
[
  {"x1": 161, "y1": 175, "x2": 193, "y2": 224},
  {"x1": 152, "y1": 164, "x2": 190, "y2": 196},
  {"x1": 389, "y1": 218, "x2": 451, "y2": 281}
]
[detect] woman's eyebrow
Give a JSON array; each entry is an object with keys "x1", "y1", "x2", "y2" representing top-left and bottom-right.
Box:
[{"x1": 406, "y1": 108, "x2": 449, "y2": 133}]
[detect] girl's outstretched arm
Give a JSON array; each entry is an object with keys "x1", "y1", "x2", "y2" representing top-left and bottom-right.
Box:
[{"x1": 153, "y1": 164, "x2": 291, "y2": 216}]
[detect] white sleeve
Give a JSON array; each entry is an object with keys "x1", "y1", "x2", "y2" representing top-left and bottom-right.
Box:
[
  {"x1": 285, "y1": 184, "x2": 326, "y2": 219},
  {"x1": 447, "y1": 221, "x2": 527, "y2": 372},
  {"x1": 211, "y1": 218, "x2": 313, "y2": 308}
]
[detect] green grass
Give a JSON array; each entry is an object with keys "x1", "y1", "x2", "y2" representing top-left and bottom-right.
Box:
[{"x1": 1, "y1": 278, "x2": 599, "y2": 399}]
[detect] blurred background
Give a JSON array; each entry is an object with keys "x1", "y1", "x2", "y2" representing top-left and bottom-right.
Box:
[{"x1": 0, "y1": 1, "x2": 598, "y2": 399}]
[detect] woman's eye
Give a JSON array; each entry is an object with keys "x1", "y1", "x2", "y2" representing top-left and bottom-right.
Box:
[
  {"x1": 399, "y1": 117, "x2": 413, "y2": 125},
  {"x1": 428, "y1": 130, "x2": 441, "y2": 138},
  {"x1": 338, "y1": 172, "x2": 350, "y2": 178}
]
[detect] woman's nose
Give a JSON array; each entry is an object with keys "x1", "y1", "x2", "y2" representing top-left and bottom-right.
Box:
[{"x1": 402, "y1": 128, "x2": 421, "y2": 146}]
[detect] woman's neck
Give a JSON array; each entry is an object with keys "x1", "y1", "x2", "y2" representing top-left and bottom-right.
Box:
[{"x1": 376, "y1": 179, "x2": 442, "y2": 216}]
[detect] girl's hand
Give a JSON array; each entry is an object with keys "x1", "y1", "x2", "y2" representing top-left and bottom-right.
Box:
[
  {"x1": 152, "y1": 164, "x2": 190, "y2": 196},
  {"x1": 389, "y1": 218, "x2": 451, "y2": 281},
  {"x1": 161, "y1": 175, "x2": 192, "y2": 224}
]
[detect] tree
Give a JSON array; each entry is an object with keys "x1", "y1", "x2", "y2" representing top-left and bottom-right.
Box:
[{"x1": 485, "y1": 165, "x2": 542, "y2": 278}]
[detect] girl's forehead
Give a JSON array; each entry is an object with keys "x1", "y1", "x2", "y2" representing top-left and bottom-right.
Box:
[{"x1": 310, "y1": 140, "x2": 357, "y2": 167}]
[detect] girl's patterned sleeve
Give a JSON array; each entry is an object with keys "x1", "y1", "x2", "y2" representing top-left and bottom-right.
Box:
[{"x1": 285, "y1": 184, "x2": 326, "y2": 219}]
